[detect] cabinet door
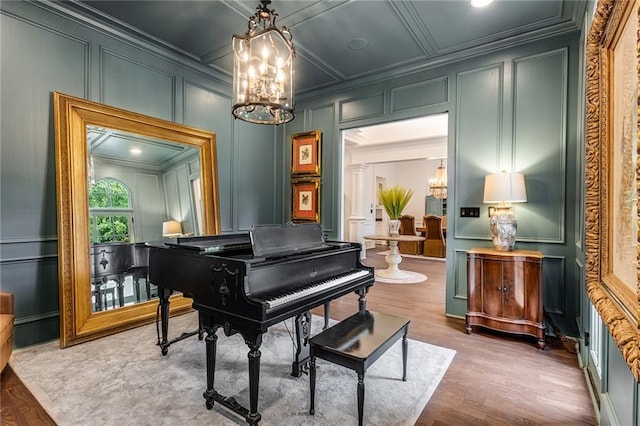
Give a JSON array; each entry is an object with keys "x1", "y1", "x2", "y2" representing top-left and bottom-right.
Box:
[
  {"x1": 501, "y1": 260, "x2": 526, "y2": 319},
  {"x1": 482, "y1": 259, "x2": 503, "y2": 317}
]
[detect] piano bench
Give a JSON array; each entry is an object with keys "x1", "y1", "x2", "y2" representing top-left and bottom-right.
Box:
[{"x1": 308, "y1": 310, "x2": 410, "y2": 426}]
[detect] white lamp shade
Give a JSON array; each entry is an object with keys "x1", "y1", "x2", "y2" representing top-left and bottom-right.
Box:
[
  {"x1": 483, "y1": 172, "x2": 527, "y2": 204},
  {"x1": 162, "y1": 220, "x2": 182, "y2": 237}
]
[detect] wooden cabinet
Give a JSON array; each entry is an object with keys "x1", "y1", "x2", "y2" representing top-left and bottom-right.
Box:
[{"x1": 466, "y1": 248, "x2": 545, "y2": 349}]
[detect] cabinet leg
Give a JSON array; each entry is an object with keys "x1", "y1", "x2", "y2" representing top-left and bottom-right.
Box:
[{"x1": 465, "y1": 324, "x2": 472, "y2": 334}]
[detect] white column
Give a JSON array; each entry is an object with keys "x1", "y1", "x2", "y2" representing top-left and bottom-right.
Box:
[{"x1": 346, "y1": 164, "x2": 368, "y2": 259}]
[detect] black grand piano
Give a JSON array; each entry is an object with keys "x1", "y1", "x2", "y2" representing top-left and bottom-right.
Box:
[{"x1": 147, "y1": 223, "x2": 374, "y2": 425}]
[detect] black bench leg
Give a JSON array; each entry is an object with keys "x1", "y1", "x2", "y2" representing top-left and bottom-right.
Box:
[
  {"x1": 309, "y1": 355, "x2": 316, "y2": 415},
  {"x1": 357, "y1": 372, "x2": 365, "y2": 426},
  {"x1": 323, "y1": 302, "x2": 330, "y2": 330},
  {"x1": 402, "y1": 329, "x2": 408, "y2": 381}
]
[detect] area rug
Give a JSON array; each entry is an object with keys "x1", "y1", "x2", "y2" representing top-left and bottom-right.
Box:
[{"x1": 10, "y1": 312, "x2": 455, "y2": 426}]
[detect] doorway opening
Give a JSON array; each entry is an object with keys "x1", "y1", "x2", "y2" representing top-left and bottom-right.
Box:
[{"x1": 340, "y1": 114, "x2": 448, "y2": 253}]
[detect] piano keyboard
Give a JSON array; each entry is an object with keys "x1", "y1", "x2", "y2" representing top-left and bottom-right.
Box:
[{"x1": 265, "y1": 269, "x2": 371, "y2": 310}]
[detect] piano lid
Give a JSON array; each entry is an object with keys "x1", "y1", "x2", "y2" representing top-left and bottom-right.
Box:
[{"x1": 250, "y1": 223, "x2": 328, "y2": 258}]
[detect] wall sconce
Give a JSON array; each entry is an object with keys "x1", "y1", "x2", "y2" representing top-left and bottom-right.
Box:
[
  {"x1": 231, "y1": 0, "x2": 295, "y2": 125},
  {"x1": 429, "y1": 159, "x2": 447, "y2": 199},
  {"x1": 162, "y1": 220, "x2": 183, "y2": 238},
  {"x1": 483, "y1": 171, "x2": 527, "y2": 251}
]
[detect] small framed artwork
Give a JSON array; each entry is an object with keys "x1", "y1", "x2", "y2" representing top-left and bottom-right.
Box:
[
  {"x1": 291, "y1": 130, "x2": 321, "y2": 176},
  {"x1": 291, "y1": 178, "x2": 320, "y2": 222}
]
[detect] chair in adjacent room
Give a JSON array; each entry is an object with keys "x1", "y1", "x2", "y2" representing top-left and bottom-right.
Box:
[
  {"x1": 398, "y1": 215, "x2": 423, "y2": 255},
  {"x1": 422, "y1": 214, "x2": 446, "y2": 258}
]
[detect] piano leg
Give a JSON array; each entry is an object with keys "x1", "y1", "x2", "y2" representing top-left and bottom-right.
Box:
[
  {"x1": 157, "y1": 286, "x2": 171, "y2": 355},
  {"x1": 357, "y1": 287, "x2": 368, "y2": 312},
  {"x1": 247, "y1": 339, "x2": 262, "y2": 425},
  {"x1": 115, "y1": 275, "x2": 126, "y2": 307},
  {"x1": 291, "y1": 310, "x2": 311, "y2": 377},
  {"x1": 156, "y1": 287, "x2": 202, "y2": 356},
  {"x1": 133, "y1": 276, "x2": 141, "y2": 303},
  {"x1": 203, "y1": 328, "x2": 218, "y2": 410}
]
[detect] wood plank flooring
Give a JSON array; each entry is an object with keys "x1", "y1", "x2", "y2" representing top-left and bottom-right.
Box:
[{"x1": 0, "y1": 245, "x2": 597, "y2": 425}]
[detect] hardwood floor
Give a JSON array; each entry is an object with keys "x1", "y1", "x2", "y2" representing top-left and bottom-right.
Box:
[
  {"x1": 1, "y1": 366, "x2": 56, "y2": 425},
  {"x1": 0, "y1": 245, "x2": 597, "y2": 425}
]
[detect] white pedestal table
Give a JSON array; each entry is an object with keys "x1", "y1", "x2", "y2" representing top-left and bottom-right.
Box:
[{"x1": 363, "y1": 235, "x2": 427, "y2": 283}]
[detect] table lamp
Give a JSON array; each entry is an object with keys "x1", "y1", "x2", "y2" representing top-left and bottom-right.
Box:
[
  {"x1": 483, "y1": 171, "x2": 527, "y2": 251},
  {"x1": 162, "y1": 220, "x2": 182, "y2": 238}
]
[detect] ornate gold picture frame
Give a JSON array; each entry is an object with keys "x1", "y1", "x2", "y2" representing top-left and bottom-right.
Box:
[
  {"x1": 584, "y1": 0, "x2": 639, "y2": 380},
  {"x1": 291, "y1": 130, "x2": 322, "y2": 176},
  {"x1": 291, "y1": 178, "x2": 320, "y2": 222}
]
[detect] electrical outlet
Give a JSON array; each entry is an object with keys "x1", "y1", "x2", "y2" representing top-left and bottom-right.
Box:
[{"x1": 460, "y1": 207, "x2": 480, "y2": 217}]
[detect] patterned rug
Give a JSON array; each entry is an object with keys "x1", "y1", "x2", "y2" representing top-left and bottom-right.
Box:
[{"x1": 10, "y1": 311, "x2": 455, "y2": 426}]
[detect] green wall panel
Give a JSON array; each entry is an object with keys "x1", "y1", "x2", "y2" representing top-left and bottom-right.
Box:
[
  {"x1": 102, "y1": 50, "x2": 175, "y2": 121},
  {"x1": 235, "y1": 122, "x2": 277, "y2": 230},
  {"x1": 0, "y1": 257, "x2": 59, "y2": 320},
  {"x1": 339, "y1": 92, "x2": 385, "y2": 122},
  {"x1": 606, "y1": 334, "x2": 636, "y2": 426},
  {"x1": 133, "y1": 173, "x2": 164, "y2": 241},
  {"x1": 513, "y1": 49, "x2": 567, "y2": 243},
  {"x1": 1, "y1": 12, "x2": 87, "y2": 240},
  {"x1": 542, "y1": 255, "x2": 566, "y2": 315},
  {"x1": 453, "y1": 249, "x2": 468, "y2": 301},
  {"x1": 183, "y1": 82, "x2": 234, "y2": 232},
  {"x1": 454, "y1": 64, "x2": 503, "y2": 239},
  {"x1": 14, "y1": 317, "x2": 59, "y2": 348},
  {"x1": 390, "y1": 77, "x2": 448, "y2": 113},
  {"x1": 311, "y1": 105, "x2": 337, "y2": 234}
]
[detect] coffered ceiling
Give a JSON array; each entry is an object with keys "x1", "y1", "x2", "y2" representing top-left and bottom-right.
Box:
[{"x1": 73, "y1": 0, "x2": 586, "y2": 95}]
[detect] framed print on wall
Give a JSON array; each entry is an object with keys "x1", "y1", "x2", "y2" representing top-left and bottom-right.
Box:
[
  {"x1": 291, "y1": 178, "x2": 320, "y2": 222},
  {"x1": 291, "y1": 130, "x2": 322, "y2": 176}
]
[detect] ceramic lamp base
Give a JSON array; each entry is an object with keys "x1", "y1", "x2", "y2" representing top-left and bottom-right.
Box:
[{"x1": 489, "y1": 207, "x2": 517, "y2": 251}]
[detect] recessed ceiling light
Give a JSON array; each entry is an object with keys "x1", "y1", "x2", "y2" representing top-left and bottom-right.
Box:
[
  {"x1": 471, "y1": 0, "x2": 494, "y2": 7},
  {"x1": 130, "y1": 148, "x2": 141, "y2": 155},
  {"x1": 348, "y1": 38, "x2": 369, "y2": 50}
]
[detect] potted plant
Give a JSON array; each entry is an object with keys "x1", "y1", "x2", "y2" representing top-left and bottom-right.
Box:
[{"x1": 377, "y1": 185, "x2": 413, "y2": 236}]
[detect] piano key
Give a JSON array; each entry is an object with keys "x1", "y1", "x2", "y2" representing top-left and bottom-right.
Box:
[{"x1": 265, "y1": 269, "x2": 371, "y2": 310}]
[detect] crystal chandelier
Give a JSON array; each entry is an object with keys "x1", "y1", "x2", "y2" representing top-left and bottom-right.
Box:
[
  {"x1": 429, "y1": 160, "x2": 447, "y2": 199},
  {"x1": 232, "y1": 0, "x2": 295, "y2": 125}
]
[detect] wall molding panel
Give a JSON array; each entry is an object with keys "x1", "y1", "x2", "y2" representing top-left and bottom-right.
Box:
[
  {"x1": 183, "y1": 80, "x2": 235, "y2": 232},
  {"x1": 454, "y1": 63, "x2": 504, "y2": 240},
  {"x1": 542, "y1": 255, "x2": 567, "y2": 315},
  {"x1": 339, "y1": 92, "x2": 386, "y2": 122},
  {"x1": 512, "y1": 48, "x2": 568, "y2": 244},
  {"x1": 100, "y1": 47, "x2": 176, "y2": 121},
  {"x1": 390, "y1": 76, "x2": 448, "y2": 113}
]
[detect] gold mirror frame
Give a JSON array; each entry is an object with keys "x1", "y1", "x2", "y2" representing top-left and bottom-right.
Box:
[
  {"x1": 54, "y1": 92, "x2": 221, "y2": 348},
  {"x1": 585, "y1": 0, "x2": 639, "y2": 380}
]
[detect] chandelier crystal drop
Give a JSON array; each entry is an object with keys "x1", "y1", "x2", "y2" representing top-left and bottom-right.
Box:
[
  {"x1": 232, "y1": 0, "x2": 295, "y2": 125},
  {"x1": 429, "y1": 160, "x2": 447, "y2": 199}
]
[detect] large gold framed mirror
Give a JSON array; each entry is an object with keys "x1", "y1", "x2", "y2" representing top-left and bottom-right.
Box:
[
  {"x1": 585, "y1": 0, "x2": 639, "y2": 380},
  {"x1": 54, "y1": 92, "x2": 221, "y2": 348}
]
